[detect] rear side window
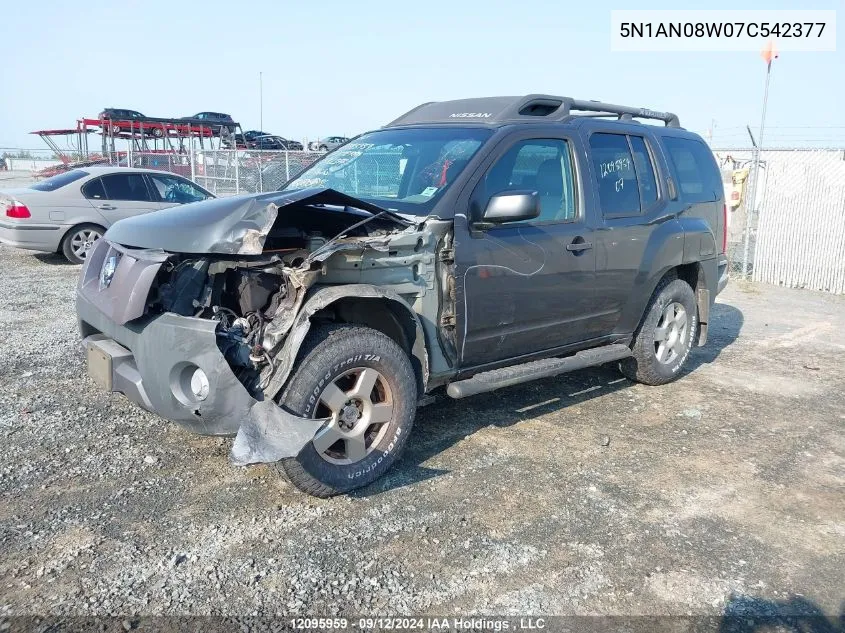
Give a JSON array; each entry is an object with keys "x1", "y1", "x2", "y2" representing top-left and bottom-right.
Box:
[
  {"x1": 589, "y1": 133, "x2": 641, "y2": 216},
  {"x1": 629, "y1": 136, "x2": 658, "y2": 207},
  {"x1": 29, "y1": 170, "x2": 89, "y2": 192},
  {"x1": 663, "y1": 137, "x2": 722, "y2": 202},
  {"x1": 82, "y1": 178, "x2": 106, "y2": 199},
  {"x1": 98, "y1": 174, "x2": 154, "y2": 202}
]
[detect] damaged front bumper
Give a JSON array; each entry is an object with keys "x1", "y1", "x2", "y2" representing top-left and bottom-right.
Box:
[{"x1": 76, "y1": 278, "x2": 324, "y2": 464}]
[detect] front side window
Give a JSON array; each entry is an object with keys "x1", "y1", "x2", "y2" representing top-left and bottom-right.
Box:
[
  {"x1": 478, "y1": 139, "x2": 577, "y2": 223},
  {"x1": 99, "y1": 174, "x2": 153, "y2": 202},
  {"x1": 148, "y1": 173, "x2": 210, "y2": 203},
  {"x1": 284, "y1": 127, "x2": 491, "y2": 215},
  {"x1": 590, "y1": 133, "x2": 641, "y2": 217}
]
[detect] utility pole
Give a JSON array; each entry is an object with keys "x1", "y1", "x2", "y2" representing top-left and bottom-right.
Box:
[
  {"x1": 259, "y1": 72, "x2": 264, "y2": 132},
  {"x1": 742, "y1": 40, "x2": 778, "y2": 279}
]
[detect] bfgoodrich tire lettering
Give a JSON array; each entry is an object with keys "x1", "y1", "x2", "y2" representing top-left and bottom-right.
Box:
[
  {"x1": 620, "y1": 276, "x2": 698, "y2": 386},
  {"x1": 276, "y1": 324, "x2": 417, "y2": 497}
]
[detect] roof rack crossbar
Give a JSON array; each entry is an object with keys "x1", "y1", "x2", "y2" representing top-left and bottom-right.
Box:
[
  {"x1": 384, "y1": 94, "x2": 681, "y2": 128},
  {"x1": 562, "y1": 98, "x2": 680, "y2": 127}
]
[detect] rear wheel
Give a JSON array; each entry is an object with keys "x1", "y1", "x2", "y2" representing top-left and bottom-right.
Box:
[
  {"x1": 620, "y1": 276, "x2": 697, "y2": 385},
  {"x1": 276, "y1": 325, "x2": 417, "y2": 497},
  {"x1": 61, "y1": 224, "x2": 104, "y2": 264}
]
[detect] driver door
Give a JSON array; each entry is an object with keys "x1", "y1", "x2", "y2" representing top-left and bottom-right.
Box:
[{"x1": 455, "y1": 134, "x2": 605, "y2": 368}]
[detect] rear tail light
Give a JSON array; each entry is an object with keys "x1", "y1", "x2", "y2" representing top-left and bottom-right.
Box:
[
  {"x1": 721, "y1": 203, "x2": 728, "y2": 254},
  {"x1": 5, "y1": 201, "x2": 31, "y2": 219}
]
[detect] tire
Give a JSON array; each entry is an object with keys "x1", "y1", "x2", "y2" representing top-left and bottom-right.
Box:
[
  {"x1": 276, "y1": 324, "x2": 417, "y2": 497},
  {"x1": 319, "y1": 145, "x2": 328, "y2": 151},
  {"x1": 620, "y1": 276, "x2": 698, "y2": 386},
  {"x1": 61, "y1": 224, "x2": 105, "y2": 264},
  {"x1": 151, "y1": 127, "x2": 164, "y2": 138}
]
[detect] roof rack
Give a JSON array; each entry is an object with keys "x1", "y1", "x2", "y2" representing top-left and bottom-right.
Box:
[{"x1": 385, "y1": 94, "x2": 681, "y2": 128}]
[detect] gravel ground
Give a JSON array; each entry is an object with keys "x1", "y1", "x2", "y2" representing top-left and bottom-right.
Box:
[{"x1": 0, "y1": 243, "x2": 843, "y2": 622}]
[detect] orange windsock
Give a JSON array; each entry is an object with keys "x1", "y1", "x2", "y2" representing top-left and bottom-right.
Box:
[{"x1": 761, "y1": 39, "x2": 779, "y2": 64}]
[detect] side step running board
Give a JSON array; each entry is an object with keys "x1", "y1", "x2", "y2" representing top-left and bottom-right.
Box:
[{"x1": 446, "y1": 344, "x2": 632, "y2": 399}]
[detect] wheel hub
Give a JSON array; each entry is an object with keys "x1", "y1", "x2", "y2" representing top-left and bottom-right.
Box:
[{"x1": 339, "y1": 401, "x2": 362, "y2": 429}]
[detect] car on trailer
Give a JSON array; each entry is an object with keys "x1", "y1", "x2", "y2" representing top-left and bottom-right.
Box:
[
  {"x1": 181, "y1": 112, "x2": 237, "y2": 133},
  {"x1": 98, "y1": 108, "x2": 163, "y2": 137},
  {"x1": 76, "y1": 94, "x2": 728, "y2": 497}
]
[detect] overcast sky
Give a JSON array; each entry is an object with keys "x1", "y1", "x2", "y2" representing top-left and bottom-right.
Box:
[{"x1": 0, "y1": 0, "x2": 842, "y2": 150}]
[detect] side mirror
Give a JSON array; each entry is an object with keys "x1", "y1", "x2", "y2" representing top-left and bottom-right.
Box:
[{"x1": 478, "y1": 191, "x2": 540, "y2": 226}]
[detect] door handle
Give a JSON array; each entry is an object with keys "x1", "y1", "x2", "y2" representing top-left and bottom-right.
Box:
[
  {"x1": 566, "y1": 241, "x2": 593, "y2": 252},
  {"x1": 98, "y1": 204, "x2": 117, "y2": 210}
]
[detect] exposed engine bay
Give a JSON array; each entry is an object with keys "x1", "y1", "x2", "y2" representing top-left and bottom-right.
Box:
[{"x1": 141, "y1": 200, "x2": 422, "y2": 397}]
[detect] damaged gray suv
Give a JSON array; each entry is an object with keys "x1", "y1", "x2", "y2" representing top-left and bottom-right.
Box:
[{"x1": 77, "y1": 95, "x2": 729, "y2": 497}]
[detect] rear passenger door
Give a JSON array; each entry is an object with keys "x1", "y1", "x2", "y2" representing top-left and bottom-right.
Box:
[
  {"x1": 82, "y1": 173, "x2": 161, "y2": 223},
  {"x1": 587, "y1": 131, "x2": 666, "y2": 335}
]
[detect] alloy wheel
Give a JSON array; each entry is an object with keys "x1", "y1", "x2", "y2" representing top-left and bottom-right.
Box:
[
  {"x1": 310, "y1": 367, "x2": 393, "y2": 465},
  {"x1": 70, "y1": 229, "x2": 102, "y2": 261},
  {"x1": 653, "y1": 301, "x2": 688, "y2": 364}
]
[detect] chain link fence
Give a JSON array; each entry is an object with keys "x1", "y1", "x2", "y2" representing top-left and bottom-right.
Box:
[
  {"x1": 126, "y1": 149, "x2": 324, "y2": 196},
  {"x1": 6, "y1": 144, "x2": 844, "y2": 294},
  {"x1": 715, "y1": 148, "x2": 845, "y2": 293}
]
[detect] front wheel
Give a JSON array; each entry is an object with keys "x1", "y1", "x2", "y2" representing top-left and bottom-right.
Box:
[
  {"x1": 276, "y1": 325, "x2": 417, "y2": 497},
  {"x1": 620, "y1": 276, "x2": 698, "y2": 386}
]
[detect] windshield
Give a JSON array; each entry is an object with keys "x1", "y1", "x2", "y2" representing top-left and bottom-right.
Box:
[
  {"x1": 282, "y1": 127, "x2": 491, "y2": 214},
  {"x1": 29, "y1": 170, "x2": 89, "y2": 192}
]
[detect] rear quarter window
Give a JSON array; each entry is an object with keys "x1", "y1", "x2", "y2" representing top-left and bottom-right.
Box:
[
  {"x1": 29, "y1": 170, "x2": 89, "y2": 192},
  {"x1": 663, "y1": 137, "x2": 722, "y2": 203}
]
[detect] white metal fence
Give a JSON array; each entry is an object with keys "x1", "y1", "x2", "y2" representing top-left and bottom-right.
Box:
[{"x1": 716, "y1": 148, "x2": 845, "y2": 294}]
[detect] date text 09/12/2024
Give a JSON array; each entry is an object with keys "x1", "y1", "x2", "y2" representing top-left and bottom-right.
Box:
[{"x1": 289, "y1": 617, "x2": 547, "y2": 630}]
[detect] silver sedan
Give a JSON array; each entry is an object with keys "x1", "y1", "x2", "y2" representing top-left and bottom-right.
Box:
[{"x1": 0, "y1": 167, "x2": 214, "y2": 263}]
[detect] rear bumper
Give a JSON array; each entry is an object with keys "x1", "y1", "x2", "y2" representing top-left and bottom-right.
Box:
[{"x1": 0, "y1": 220, "x2": 63, "y2": 252}]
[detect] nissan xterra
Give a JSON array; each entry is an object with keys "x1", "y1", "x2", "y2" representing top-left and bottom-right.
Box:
[{"x1": 76, "y1": 95, "x2": 729, "y2": 497}]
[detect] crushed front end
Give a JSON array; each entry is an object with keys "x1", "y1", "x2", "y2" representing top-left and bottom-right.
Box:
[{"x1": 75, "y1": 189, "x2": 415, "y2": 462}]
